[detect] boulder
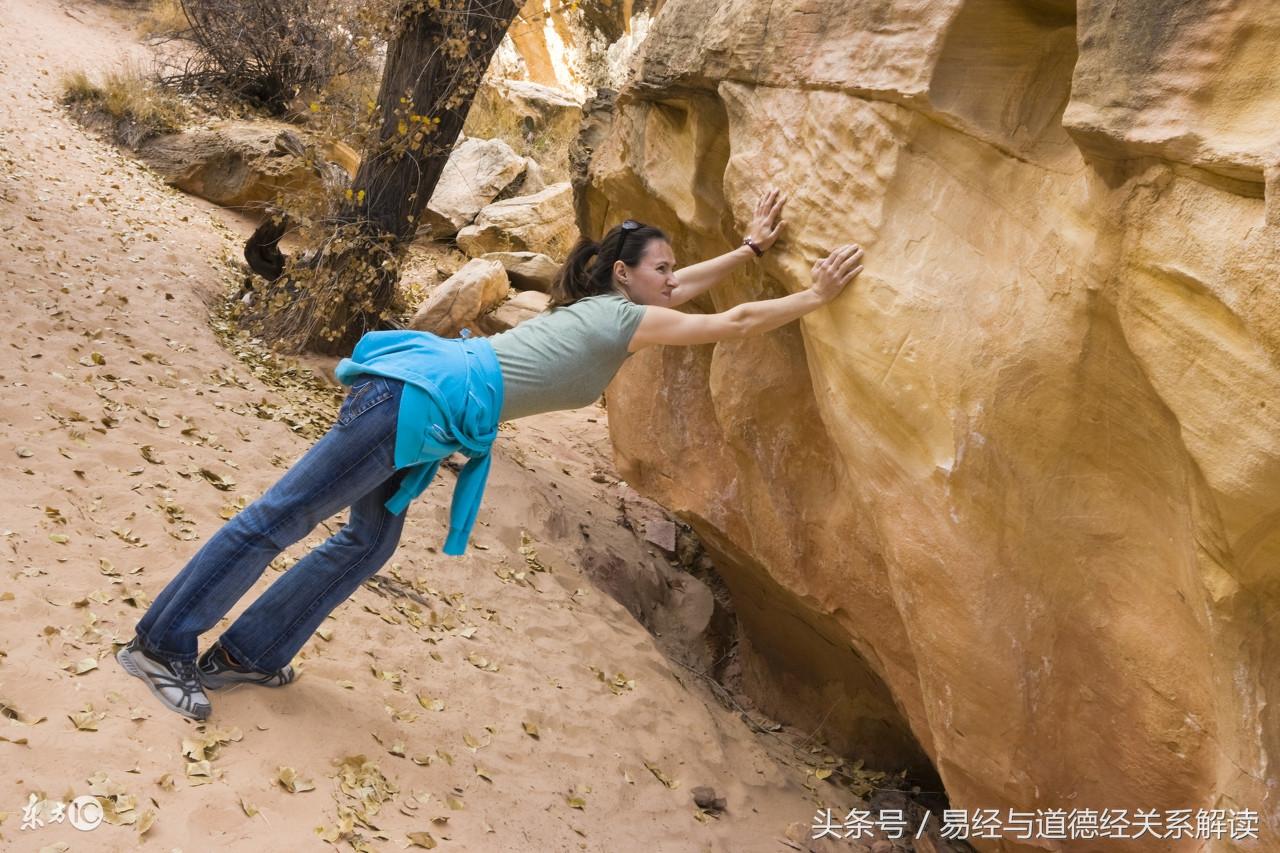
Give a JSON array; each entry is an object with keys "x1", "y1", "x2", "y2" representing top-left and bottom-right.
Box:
[
  {"x1": 408, "y1": 258, "x2": 509, "y2": 338},
  {"x1": 456, "y1": 182, "x2": 577, "y2": 261},
  {"x1": 464, "y1": 79, "x2": 584, "y2": 182},
  {"x1": 520, "y1": 157, "x2": 548, "y2": 195},
  {"x1": 477, "y1": 289, "x2": 551, "y2": 335},
  {"x1": 479, "y1": 251, "x2": 560, "y2": 293},
  {"x1": 586, "y1": 0, "x2": 1280, "y2": 837},
  {"x1": 423, "y1": 137, "x2": 527, "y2": 237},
  {"x1": 138, "y1": 121, "x2": 354, "y2": 208}
]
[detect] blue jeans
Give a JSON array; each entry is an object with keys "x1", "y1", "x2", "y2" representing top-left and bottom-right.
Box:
[{"x1": 134, "y1": 375, "x2": 408, "y2": 673}]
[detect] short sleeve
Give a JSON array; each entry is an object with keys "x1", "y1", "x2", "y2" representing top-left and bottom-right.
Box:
[{"x1": 607, "y1": 294, "x2": 647, "y2": 351}]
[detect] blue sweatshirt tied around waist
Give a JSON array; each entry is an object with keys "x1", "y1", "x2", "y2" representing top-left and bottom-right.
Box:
[{"x1": 333, "y1": 329, "x2": 503, "y2": 556}]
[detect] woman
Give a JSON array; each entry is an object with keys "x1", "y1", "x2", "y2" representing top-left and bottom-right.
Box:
[{"x1": 116, "y1": 188, "x2": 865, "y2": 720}]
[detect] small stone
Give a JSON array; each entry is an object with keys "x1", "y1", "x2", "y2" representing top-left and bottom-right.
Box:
[
  {"x1": 643, "y1": 519, "x2": 677, "y2": 554},
  {"x1": 691, "y1": 785, "x2": 726, "y2": 812}
]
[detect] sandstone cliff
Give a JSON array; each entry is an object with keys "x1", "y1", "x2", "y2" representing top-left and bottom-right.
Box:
[{"x1": 582, "y1": 1, "x2": 1280, "y2": 849}]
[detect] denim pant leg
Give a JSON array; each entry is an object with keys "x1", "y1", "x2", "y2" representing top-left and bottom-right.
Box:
[
  {"x1": 133, "y1": 376, "x2": 405, "y2": 662},
  {"x1": 217, "y1": 464, "x2": 409, "y2": 672}
]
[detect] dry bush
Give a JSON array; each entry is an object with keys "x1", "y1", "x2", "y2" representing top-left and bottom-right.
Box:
[
  {"x1": 61, "y1": 64, "x2": 190, "y2": 146},
  {"x1": 161, "y1": 0, "x2": 384, "y2": 115},
  {"x1": 138, "y1": 0, "x2": 189, "y2": 37}
]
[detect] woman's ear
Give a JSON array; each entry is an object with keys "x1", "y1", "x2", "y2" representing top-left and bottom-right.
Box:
[{"x1": 613, "y1": 259, "x2": 628, "y2": 284}]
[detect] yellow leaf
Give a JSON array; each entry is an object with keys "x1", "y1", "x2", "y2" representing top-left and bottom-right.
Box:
[
  {"x1": 522, "y1": 721, "x2": 540, "y2": 739},
  {"x1": 73, "y1": 656, "x2": 98, "y2": 675},
  {"x1": 276, "y1": 766, "x2": 314, "y2": 793},
  {"x1": 407, "y1": 831, "x2": 437, "y2": 848},
  {"x1": 69, "y1": 704, "x2": 105, "y2": 731},
  {"x1": 643, "y1": 760, "x2": 679, "y2": 789}
]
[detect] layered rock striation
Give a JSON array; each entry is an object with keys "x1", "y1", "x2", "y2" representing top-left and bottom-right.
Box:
[{"x1": 582, "y1": 1, "x2": 1280, "y2": 847}]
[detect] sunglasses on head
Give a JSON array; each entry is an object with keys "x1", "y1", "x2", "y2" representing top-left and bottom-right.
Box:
[{"x1": 612, "y1": 219, "x2": 645, "y2": 268}]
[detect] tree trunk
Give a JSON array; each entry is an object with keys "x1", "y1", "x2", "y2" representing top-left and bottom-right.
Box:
[{"x1": 241, "y1": 0, "x2": 520, "y2": 355}]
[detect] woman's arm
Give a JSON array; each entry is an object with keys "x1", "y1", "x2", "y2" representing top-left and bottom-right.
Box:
[
  {"x1": 667, "y1": 189, "x2": 788, "y2": 308},
  {"x1": 628, "y1": 244, "x2": 864, "y2": 351},
  {"x1": 667, "y1": 244, "x2": 757, "y2": 307}
]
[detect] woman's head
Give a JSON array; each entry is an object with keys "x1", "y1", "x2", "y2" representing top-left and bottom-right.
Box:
[{"x1": 550, "y1": 220, "x2": 674, "y2": 308}]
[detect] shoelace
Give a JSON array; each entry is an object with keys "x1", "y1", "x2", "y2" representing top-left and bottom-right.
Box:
[{"x1": 172, "y1": 658, "x2": 203, "y2": 685}]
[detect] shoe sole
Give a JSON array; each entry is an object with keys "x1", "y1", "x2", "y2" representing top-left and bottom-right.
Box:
[{"x1": 116, "y1": 645, "x2": 211, "y2": 721}]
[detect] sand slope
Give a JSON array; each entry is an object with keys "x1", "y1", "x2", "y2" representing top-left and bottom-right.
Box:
[{"x1": 0, "y1": 2, "x2": 864, "y2": 850}]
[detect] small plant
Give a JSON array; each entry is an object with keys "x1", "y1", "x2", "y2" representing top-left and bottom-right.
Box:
[
  {"x1": 138, "y1": 0, "x2": 189, "y2": 37},
  {"x1": 60, "y1": 64, "x2": 190, "y2": 146}
]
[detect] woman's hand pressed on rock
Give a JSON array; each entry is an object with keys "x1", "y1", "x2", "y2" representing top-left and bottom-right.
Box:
[
  {"x1": 809, "y1": 244, "x2": 864, "y2": 303},
  {"x1": 745, "y1": 187, "x2": 787, "y2": 253}
]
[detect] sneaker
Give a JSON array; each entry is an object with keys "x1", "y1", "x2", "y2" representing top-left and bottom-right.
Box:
[
  {"x1": 196, "y1": 642, "x2": 296, "y2": 691},
  {"x1": 116, "y1": 637, "x2": 212, "y2": 721}
]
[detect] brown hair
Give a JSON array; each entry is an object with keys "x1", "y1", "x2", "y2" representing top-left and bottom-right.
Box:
[{"x1": 549, "y1": 220, "x2": 669, "y2": 308}]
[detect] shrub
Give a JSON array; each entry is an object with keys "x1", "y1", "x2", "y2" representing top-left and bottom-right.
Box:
[
  {"x1": 139, "y1": 0, "x2": 189, "y2": 37},
  {"x1": 60, "y1": 65, "x2": 189, "y2": 145},
  {"x1": 162, "y1": 0, "x2": 383, "y2": 115}
]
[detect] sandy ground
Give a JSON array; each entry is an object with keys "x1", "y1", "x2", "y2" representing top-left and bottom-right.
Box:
[{"x1": 0, "y1": 2, "x2": 868, "y2": 851}]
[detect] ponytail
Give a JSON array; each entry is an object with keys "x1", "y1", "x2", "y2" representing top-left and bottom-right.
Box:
[{"x1": 549, "y1": 221, "x2": 669, "y2": 309}]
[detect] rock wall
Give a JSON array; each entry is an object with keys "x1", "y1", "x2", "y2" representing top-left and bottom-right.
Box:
[
  {"x1": 582, "y1": 0, "x2": 1280, "y2": 848},
  {"x1": 495, "y1": 0, "x2": 662, "y2": 98}
]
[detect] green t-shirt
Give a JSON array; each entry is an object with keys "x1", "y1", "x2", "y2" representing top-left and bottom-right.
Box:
[{"x1": 487, "y1": 292, "x2": 647, "y2": 421}]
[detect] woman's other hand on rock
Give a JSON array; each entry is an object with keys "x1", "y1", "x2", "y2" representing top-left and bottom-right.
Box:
[
  {"x1": 745, "y1": 187, "x2": 786, "y2": 252},
  {"x1": 809, "y1": 244, "x2": 864, "y2": 303}
]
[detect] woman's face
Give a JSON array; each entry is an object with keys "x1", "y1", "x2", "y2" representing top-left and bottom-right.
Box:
[{"x1": 614, "y1": 239, "x2": 678, "y2": 306}]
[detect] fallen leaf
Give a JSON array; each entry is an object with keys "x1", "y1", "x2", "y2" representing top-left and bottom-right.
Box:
[
  {"x1": 1, "y1": 700, "x2": 46, "y2": 726},
  {"x1": 197, "y1": 468, "x2": 236, "y2": 491},
  {"x1": 68, "y1": 657, "x2": 98, "y2": 675},
  {"x1": 69, "y1": 704, "x2": 105, "y2": 731},
  {"x1": 643, "y1": 760, "x2": 679, "y2": 789},
  {"x1": 276, "y1": 766, "x2": 314, "y2": 793}
]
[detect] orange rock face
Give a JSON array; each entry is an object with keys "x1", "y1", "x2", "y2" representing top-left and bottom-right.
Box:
[{"x1": 582, "y1": 0, "x2": 1280, "y2": 846}]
